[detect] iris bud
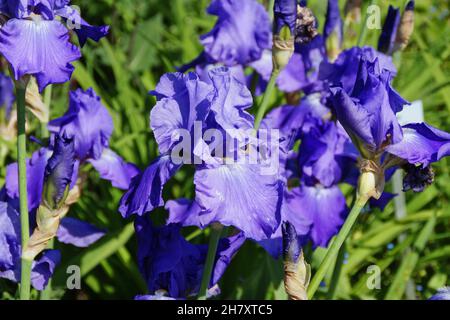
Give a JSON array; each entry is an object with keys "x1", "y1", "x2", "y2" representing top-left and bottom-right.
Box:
[
  {"x1": 42, "y1": 133, "x2": 75, "y2": 210},
  {"x1": 282, "y1": 221, "x2": 310, "y2": 300},
  {"x1": 357, "y1": 159, "x2": 385, "y2": 201},
  {"x1": 394, "y1": 1, "x2": 415, "y2": 52}
]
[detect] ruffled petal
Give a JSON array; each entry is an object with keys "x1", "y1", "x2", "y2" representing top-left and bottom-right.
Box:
[
  {"x1": 194, "y1": 163, "x2": 282, "y2": 240},
  {"x1": 200, "y1": 0, "x2": 271, "y2": 66},
  {"x1": 209, "y1": 67, "x2": 254, "y2": 132},
  {"x1": 0, "y1": 19, "x2": 81, "y2": 91},
  {"x1": 56, "y1": 217, "x2": 105, "y2": 247},
  {"x1": 150, "y1": 72, "x2": 212, "y2": 155},
  {"x1": 89, "y1": 148, "x2": 140, "y2": 190},
  {"x1": 119, "y1": 156, "x2": 181, "y2": 217},
  {"x1": 386, "y1": 123, "x2": 450, "y2": 166},
  {"x1": 48, "y1": 88, "x2": 113, "y2": 160}
]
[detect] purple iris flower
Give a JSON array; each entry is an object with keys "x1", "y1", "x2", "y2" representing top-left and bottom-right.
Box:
[
  {"x1": 378, "y1": 6, "x2": 401, "y2": 55},
  {"x1": 200, "y1": 0, "x2": 271, "y2": 66},
  {"x1": 273, "y1": 0, "x2": 297, "y2": 35},
  {"x1": 135, "y1": 215, "x2": 245, "y2": 299},
  {"x1": 0, "y1": 0, "x2": 108, "y2": 91},
  {"x1": 120, "y1": 67, "x2": 284, "y2": 241},
  {"x1": 323, "y1": 0, "x2": 343, "y2": 47},
  {"x1": 49, "y1": 88, "x2": 113, "y2": 161},
  {"x1": 42, "y1": 133, "x2": 75, "y2": 210},
  {"x1": 329, "y1": 55, "x2": 407, "y2": 156},
  {"x1": 0, "y1": 72, "x2": 15, "y2": 119},
  {"x1": 47, "y1": 88, "x2": 137, "y2": 189}
]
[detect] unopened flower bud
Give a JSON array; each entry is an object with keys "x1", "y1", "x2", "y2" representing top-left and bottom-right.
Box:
[
  {"x1": 394, "y1": 1, "x2": 415, "y2": 52},
  {"x1": 357, "y1": 159, "x2": 385, "y2": 201},
  {"x1": 282, "y1": 221, "x2": 310, "y2": 300},
  {"x1": 378, "y1": 6, "x2": 401, "y2": 55},
  {"x1": 42, "y1": 133, "x2": 75, "y2": 211}
]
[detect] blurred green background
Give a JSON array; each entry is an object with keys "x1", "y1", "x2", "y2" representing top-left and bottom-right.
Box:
[{"x1": 1, "y1": 0, "x2": 449, "y2": 300}]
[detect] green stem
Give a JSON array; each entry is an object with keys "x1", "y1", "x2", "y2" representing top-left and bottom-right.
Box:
[
  {"x1": 198, "y1": 224, "x2": 223, "y2": 300},
  {"x1": 357, "y1": 0, "x2": 376, "y2": 47},
  {"x1": 16, "y1": 82, "x2": 32, "y2": 300},
  {"x1": 307, "y1": 196, "x2": 368, "y2": 299},
  {"x1": 255, "y1": 71, "x2": 279, "y2": 130},
  {"x1": 40, "y1": 238, "x2": 55, "y2": 300},
  {"x1": 326, "y1": 241, "x2": 347, "y2": 300}
]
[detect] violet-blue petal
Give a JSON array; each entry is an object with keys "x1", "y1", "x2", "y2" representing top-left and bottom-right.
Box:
[
  {"x1": 386, "y1": 123, "x2": 450, "y2": 166},
  {"x1": 136, "y1": 218, "x2": 195, "y2": 298},
  {"x1": 0, "y1": 72, "x2": 15, "y2": 118},
  {"x1": 89, "y1": 148, "x2": 140, "y2": 190},
  {"x1": 48, "y1": 88, "x2": 113, "y2": 160},
  {"x1": 298, "y1": 121, "x2": 345, "y2": 187},
  {"x1": 211, "y1": 231, "x2": 245, "y2": 285},
  {"x1": 278, "y1": 36, "x2": 327, "y2": 94},
  {"x1": 119, "y1": 156, "x2": 181, "y2": 218},
  {"x1": 209, "y1": 67, "x2": 254, "y2": 132},
  {"x1": 329, "y1": 59, "x2": 404, "y2": 152},
  {"x1": 287, "y1": 185, "x2": 348, "y2": 248},
  {"x1": 55, "y1": 4, "x2": 109, "y2": 46},
  {"x1": 56, "y1": 217, "x2": 105, "y2": 247},
  {"x1": 0, "y1": 19, "x2": 81, "y2": 92},
  {"x1": 30, "y1": 249, "x2": 61, "y2": 290},
  {"x1": 6, "y1": 148, "x2": 50, "y2": 211},
  {"x1": 200, "y1": 0, "x2": 271, "y2": 66},
  {"x1": 165, "y1": 198, "x2": 206, "y2": 227},
  {"x1": 0, "y1": 201, "x2": 20, "y2": 283},
  {"x1": 149, "y1": 72, "x2": 212, "y2": 155},
  {"x1": 194, "y1": 163, "x2": 282, "y2": 241}
]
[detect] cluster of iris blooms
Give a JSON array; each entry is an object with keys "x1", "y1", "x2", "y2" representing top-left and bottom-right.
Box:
[{"x1": 0, "y1": 0, "x2": 449, "y2": 300}]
